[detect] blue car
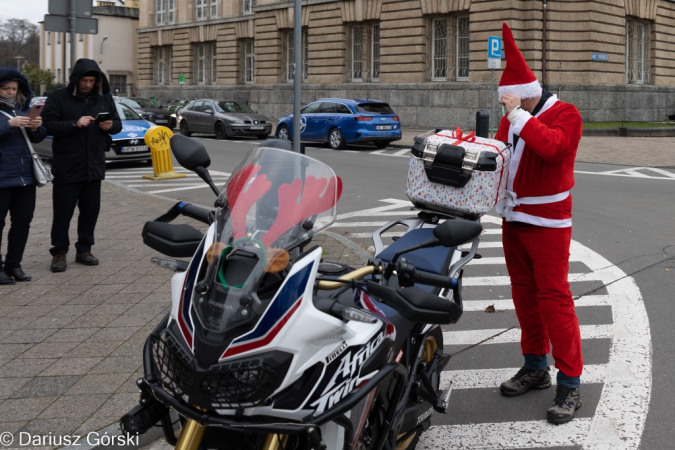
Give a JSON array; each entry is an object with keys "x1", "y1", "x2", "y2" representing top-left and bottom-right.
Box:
[
  {"x1": 275, "y1": 98, "x2": 401, "y2": 149},
  {"x1": 34, "y1": 101, "x2": 157, "y2": 164}
]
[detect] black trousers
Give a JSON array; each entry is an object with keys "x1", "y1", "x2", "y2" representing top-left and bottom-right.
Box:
[
  {"x1": 0, "y1": 184, "x2": 36, "y2": 270},
  {"x1": 50, "y1": 180, "x2": 101, "y2": 256}
]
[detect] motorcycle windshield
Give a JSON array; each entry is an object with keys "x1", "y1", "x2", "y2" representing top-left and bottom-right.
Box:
[{"x1": 194, "y1": 146, "x2": 342, "y2": 333}]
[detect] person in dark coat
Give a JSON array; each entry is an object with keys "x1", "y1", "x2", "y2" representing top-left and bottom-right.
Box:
[
  {"x1": 0, "y1": 67, "x2": 48, "y2": 284},
  {"x1": 41, "y1": 58, "x2": 122, "y2": 272}
]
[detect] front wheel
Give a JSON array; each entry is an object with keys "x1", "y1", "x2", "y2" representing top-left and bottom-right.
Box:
[
  {"x1": 328, "y1": 128, "x2": 346, "y2": 150},
  {"x1": 214, "y1": 122, "x2": 226, "y2": 140},
  {"x1": 179, "y1": 120, "x2": 192, "y2": 137},
  {"x1": 276, "y1": 125, "x2": 290, "y2": 141}
]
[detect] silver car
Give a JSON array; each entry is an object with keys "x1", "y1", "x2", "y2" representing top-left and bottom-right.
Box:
[{"x1": 177, "y1": 99, "x2": 272, "y2": 139}]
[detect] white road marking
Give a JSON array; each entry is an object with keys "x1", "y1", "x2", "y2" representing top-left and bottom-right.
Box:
[
  {"x1": 461, "y1": 294, "x2": 611, "y2": 312},
  {"x1": 443, "y1": 324, "x2": 613, "y2": 346},
  {"x1": 575, "y1": 166, "x2": 675, "y2": 180}
]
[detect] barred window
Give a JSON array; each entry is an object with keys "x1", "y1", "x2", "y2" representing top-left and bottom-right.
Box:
[
  {"x1": 155, "y1": 0, "x2": 175, "y2": 25},
  {"x1": 625, "y1": 17, "x2": 651, "y2": 85},
  {"x1": 196, "y1": 0, "x2": 218, "y2": 20},
  {"x1": 284, "y1": 29, "x2": 308, "y2": 82},
  {"x1": 430, "y1": 15, "x2": 469, "y2": 82},
  {"x1": 243, "y1": 0, "x2": 256, "y2": 14},
  {"x1": 194, "y1": 42, "x2": 217, "y2": 85},
  {"x1": 78, "y1": 33, "x2": 83, "y2": 42},
  {"x1": 47, "y1": 32, "x2": 51, "y2": 46},
  {"x1": 109, "y1": 75, "x2": 127, "y2": 95},
  {"x1": 347, "y1": 23, "x2": 380, "y2": 83},
  {"x1": 154, "y1": 46, "x2": 172, "y2": 85},
  {"x1": 243, "y1": 40, "x2": 254, "y2": 84}
]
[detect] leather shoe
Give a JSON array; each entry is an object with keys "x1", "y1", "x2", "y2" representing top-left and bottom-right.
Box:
[
  {"x1": 51, "y1": 252, "x2": 67, "y2": 272},
  {"x1": 0, "y1": 271, "x2": 15, "y2": 285},
  {"x1": 75, "y1": 252, "x2": 99, "y2": 266},
  {"x1": 5, "y1": 267, "x2": 31, "y2": 282}
]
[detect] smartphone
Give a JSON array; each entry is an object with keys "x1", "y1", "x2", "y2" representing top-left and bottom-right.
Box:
[
  {"x1": 94, "y1": 112, "x2": 113, "y2": 123},
  {"x1": 28, "y1": 104, "x2": 44, "y2": 120}
]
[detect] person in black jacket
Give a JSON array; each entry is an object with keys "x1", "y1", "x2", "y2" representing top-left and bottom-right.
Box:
[
  {"x1": 0, "y1": 67, "x2": 48, "y2": 284},
  {"x1": 41, "y1": 59, "x2": 122, "y2": 272}
]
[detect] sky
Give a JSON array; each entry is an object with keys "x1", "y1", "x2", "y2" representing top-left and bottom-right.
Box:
[{"x1": 0, "y1": 1, "x2": 125, "y2": 27}]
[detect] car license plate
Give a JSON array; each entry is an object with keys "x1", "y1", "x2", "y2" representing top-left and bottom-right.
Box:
[
  {"x1": 155, "y1": 119, "x2": 168, "y2": 124},
  {"x1": 376, "y1": 125, "x2": 392, "y2": 130},
  {"x1": 250, "y1": 126, "x2": 264, "y2": 130},
  {"x1": 121, "y1": 145, "x2": 149, "y2": 153}
]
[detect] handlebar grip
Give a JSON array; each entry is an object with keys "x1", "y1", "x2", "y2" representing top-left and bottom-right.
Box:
[
  {"x1": 413, "y1": 269, "x2": 458, "y2": 290},
  {"x1": 177, "y1": 202, "x2": 213, "y2": 225}
]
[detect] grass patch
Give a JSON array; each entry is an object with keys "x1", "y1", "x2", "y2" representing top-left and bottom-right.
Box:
[{"x1": 584, "y1": 121, "x2": 675, "y2": 129}]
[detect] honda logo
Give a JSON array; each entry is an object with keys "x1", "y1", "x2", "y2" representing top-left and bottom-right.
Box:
[{"x1": 129, "y1": 139, "x2": 139, "y2": 145}]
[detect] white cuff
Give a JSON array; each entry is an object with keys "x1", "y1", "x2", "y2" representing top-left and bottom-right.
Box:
[{"x1": 507, "y1": 107, "x2": 527, "y2": 125}]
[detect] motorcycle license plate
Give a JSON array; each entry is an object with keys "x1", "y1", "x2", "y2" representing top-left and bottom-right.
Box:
[
  {"x1": 121, "y1": 145, "x2": 149, "y2": 153},
  {"x1": 376, "y1": 125, "x2": 392, "y2": 130},
  {"x1": 250, "y1": 126, "x2": 264, "y2": 130}
]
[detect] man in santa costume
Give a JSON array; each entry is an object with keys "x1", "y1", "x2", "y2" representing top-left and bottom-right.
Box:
[{"x1": 494, "y1": 22, "x2": 584, "y2": 425}]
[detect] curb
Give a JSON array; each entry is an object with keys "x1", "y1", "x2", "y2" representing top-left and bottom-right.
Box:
[{"x1": 321, "y1": 230, "x2": 373, "y2": 266}]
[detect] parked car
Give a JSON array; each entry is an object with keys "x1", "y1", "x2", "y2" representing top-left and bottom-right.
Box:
[
  {"x1": 275, "y1": 98, "x2": 401, "y2": 149},
  {"x1": 116, "y1": 96, "x2": 177, "y2": 129},
  {"x1": 177, "y1": 99, "x2": 272, "y2": 139},
  {"x1": 34, "y1": 101, "x2": 156, "y2": 164}
]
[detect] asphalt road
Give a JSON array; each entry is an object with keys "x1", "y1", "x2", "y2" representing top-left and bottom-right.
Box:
[{"x1": 110, "y1": 137, "x2": 675, "y2": 450}]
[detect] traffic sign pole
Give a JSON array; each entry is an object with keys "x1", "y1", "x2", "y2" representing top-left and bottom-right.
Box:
[{"x1": 487, "y1": 36, "x2": 502, "y2": 139}]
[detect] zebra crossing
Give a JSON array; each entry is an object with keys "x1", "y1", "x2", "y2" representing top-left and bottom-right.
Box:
[
  {"x1": 329, "y1": 200, "x2": 651, "y2": 450},
  {"x1": 105, "y1": 166, "x2": 231, "y2": 195}
]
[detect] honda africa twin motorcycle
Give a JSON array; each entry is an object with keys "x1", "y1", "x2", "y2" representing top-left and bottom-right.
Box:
[{"x1": 121, "y1": 136, "x2": 483, "y2": 450}]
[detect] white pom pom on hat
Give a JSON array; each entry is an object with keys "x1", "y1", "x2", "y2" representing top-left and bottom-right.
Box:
[{"x1": 498, "y1": 22, "x2": 543, "y2": 100}]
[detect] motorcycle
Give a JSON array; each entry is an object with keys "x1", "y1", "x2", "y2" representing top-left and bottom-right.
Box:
[{"x1": 121, "y1": 136, "x2": 483, "y2": 450}]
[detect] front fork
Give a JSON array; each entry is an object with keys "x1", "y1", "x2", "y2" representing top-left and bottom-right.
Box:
[{"x1": 174, "y1": 421, "x2": 289, "y2": 450}]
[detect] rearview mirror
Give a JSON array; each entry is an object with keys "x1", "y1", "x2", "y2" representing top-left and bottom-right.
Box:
[
  {"x1": 204, "y1": 109, "x2": 213, "y2": 115},
  {"x1": 433, "y1": 219, "x2": 483, "y2": 247},
  {"x1": 170, "y1": 135, "x2": 211, "y2": 170}
]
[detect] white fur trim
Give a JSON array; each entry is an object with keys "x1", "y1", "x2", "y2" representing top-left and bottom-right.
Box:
[{"x1": 498, "y1": 79, "x2": 542, "y2": 100}]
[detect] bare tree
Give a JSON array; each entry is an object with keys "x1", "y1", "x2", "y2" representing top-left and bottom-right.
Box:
[{"x1": 0, "y1": 18, "x2": 40, "y2": 68}]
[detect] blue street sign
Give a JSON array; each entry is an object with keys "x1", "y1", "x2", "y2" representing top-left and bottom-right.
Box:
[
  {"x1": 488, "y1": 36, "x2": 502, "y2": 58},
  {"x1": 592, "y1": 53, "x2": 609, "y2": 62}
]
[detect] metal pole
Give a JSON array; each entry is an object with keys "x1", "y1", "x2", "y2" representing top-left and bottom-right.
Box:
[
  {"x1": 291, "y1": 0, "x2": 302, "y2": 152},
  {"x1": 69, "y1": 0, "x2": 76, "y2": 74},
  {"x1": 490, "y1": 69, "x2": 494, "y2": 139}
]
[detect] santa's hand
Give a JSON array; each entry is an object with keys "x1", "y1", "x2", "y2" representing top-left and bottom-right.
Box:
[{"x1": 500, "y1": 94, "x2": 522, "y2": 113}]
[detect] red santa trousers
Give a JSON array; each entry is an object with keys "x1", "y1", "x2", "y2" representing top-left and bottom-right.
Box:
[{"x1": 502, "y1": 222, "x2": 583, "y2": 377}]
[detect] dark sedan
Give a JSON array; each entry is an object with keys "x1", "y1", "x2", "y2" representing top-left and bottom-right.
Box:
[
  {"x1": 116, "y1": 97, "x2": 177, "y2": 129},
  {"x1": 177, "y1": 99, "x2": 272, "y2": 139}
]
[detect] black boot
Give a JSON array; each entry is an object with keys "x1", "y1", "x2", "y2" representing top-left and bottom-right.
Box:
[
  {"x1": 0, "y1": 271, "x2": 16, "y2": 285},
  {"x1": 5, "y1": 267, "x2": 31, "y2": 282}
]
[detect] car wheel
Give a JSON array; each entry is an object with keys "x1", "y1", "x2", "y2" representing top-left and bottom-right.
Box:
[
  {"x1": 257, "y1": 134, "x2": 269, "y2": 140},
  {"x1": 277, "y1": 125, "x2": 291, "y2": 141},
  {"x1": 179, "y1": 120, "x2": 192, "y2": 137},
  {"x1": 374, "y1": 141, "x2": 391, "y2": 149},
  {"x1": 215, "y1": 122, "x2": 226, "y2": 140},
  {"x1": 328, "y1": 128, "x2": 346, "y2": 150}
]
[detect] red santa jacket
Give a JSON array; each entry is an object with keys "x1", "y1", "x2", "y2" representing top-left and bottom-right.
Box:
[{"x1": 495, "y1": 95, "x2": 582, "y2": 228}]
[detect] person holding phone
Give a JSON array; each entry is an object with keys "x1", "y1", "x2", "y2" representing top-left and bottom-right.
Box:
[
  {"x1": 41, "y1": 58, "x2": 122, "y2": 272},
  {"x1": 0, "y1": 67, "x2": 48, "y2": 284}
]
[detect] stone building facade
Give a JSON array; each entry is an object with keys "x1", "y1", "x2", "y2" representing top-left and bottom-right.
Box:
[{"x1": 136, "y1": 0, "x2": 675, "y2": 129}]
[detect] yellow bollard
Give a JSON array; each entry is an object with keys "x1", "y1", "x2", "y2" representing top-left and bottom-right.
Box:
[{"x1": 142, "y1": 126, "x2": 187, "y2": 180}]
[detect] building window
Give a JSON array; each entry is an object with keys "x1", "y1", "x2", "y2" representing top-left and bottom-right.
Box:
[
  {"x1": 625, "y1": 17, "x2": 651, "y2": 85},
  {"x1": 194, "y1": 42, "x2": 216, "y2": 85},
  {"x1": 372, "y1": 24, "x2": 380, "y2": 82},
  {"x1": 284, "y1": 29, "x2": 308, "y2": 82},
  {"x1": 57, "y1": 33, "x2": 61, "y2": 44},
  {"x1": 109, "y1": 75, "x2": 127, "y2": 95},
  {"x1": 47, "y1": 32, "x2": 51, "y2": 45},
  {"x1": 430, "y1": 15, "x2": 469, "y2": 82},
  {"x1": 67, "y1": 33, "x2": 71, "y2": 43},
  {"x1": 196, "y1": 0, "x2": 218, "y2": 20},
  {"x1": 56, "y1": 68, "x2": 61, "y2": 83},
  {"x1": 243, "y1": 39, "x2": 254, "y2": 84},
  {"x1": 154, "y1": 46, "x2": 172, "y2": 85},
  {"x1": 243, "y1": 0, "x2": 255, "y2": 14},
  {"x1": 78, "y1": 33, "x2": 83, "y2": 42},
  {"x1": 347, "y1": 23, "x2": 380, "y2": 83},
  {"x1": 156, "y1": 0, "x2": 175, "y2": 25}
]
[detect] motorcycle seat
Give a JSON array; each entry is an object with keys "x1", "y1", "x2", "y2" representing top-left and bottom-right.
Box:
[{"x1": 376, "y1": 228, "x2": 454, "y2": 276}]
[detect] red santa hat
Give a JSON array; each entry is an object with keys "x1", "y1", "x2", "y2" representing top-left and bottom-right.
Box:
[{"x1": 498, "y1": 23, "x2": 542, "y2": 99}]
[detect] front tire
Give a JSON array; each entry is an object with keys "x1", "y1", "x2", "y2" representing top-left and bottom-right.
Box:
[
  {"x1": 276, "y1": 125, "x2": 290, "y2": 141},
  {"x1": 328, "y1": 128, "x2": 346, "y2": 150},
  {"x1": 215, "y1": 122, "x2": 226, "y2": 140},
  {"x1": 179, "y1": 121, "x2": 192, "y2": 137}
]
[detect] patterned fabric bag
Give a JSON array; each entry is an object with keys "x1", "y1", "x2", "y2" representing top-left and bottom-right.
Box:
[{"x1": 405, "y1": 128, "x2": 511, "y2": 218}]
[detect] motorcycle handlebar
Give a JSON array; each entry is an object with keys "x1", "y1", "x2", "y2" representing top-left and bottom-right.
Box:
[
  {"x1": 411, "y1": 268, "x2": 458, "y2": 289},
  {"x1": 177, "y1": 202, "x2": 214, "y2": 225},
  {"x1": 317, "y1": 265, "x2": 382, "y2": 290}
]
